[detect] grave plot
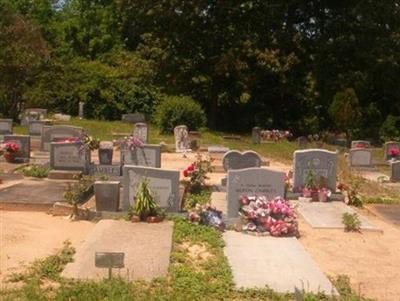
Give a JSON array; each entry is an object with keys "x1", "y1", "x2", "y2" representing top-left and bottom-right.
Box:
[
  {"x1": 296, "y1": 201, "x2": 381, "y2": 231},
  {"x1": 223, "y1": 231, "x2": 337, "y2": 295},
  {"x1": 367, "y1": 204, "x2": 400, "y2": 226},
  {"x1": 62, "y1": 220, "x2": 173, "y2": 281},
  {"x1": 0, "y1": 179, "x2": 68, "y2": 209}
]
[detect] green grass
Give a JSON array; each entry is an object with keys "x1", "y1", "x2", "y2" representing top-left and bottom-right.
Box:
[{"x1": 0, "y1": 218, "x2": 375, "y2": 301}]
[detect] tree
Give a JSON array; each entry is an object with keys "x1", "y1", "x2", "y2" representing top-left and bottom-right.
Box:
[{"x1": 329, "y1": 88, "x2": 361, "y2": 140}]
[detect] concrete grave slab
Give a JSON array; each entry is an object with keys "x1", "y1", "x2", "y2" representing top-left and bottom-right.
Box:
[
  {"x1": 0, "y1": 179, "x2": 67, "y2": 206},
  {"x1": 367, "y1": 204, "x2": 400, "y2": 226},
  {"x1": 223, "y1": 231, "x2": 337, "y2": 295},
  {"x1": 62, "y1": 220, "x2": 173, "y2": 281},
  {"x1": 296, "y1": 201, "x2": 381, "y2": 231}
]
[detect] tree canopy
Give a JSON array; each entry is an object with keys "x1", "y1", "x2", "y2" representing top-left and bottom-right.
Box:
[{"x1": 1, "y1": 0, "x2": 400, "y2": 140}]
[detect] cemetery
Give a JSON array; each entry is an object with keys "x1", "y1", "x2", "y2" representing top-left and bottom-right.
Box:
[
  {"x1": 1, "y1": 2, "x2": 400, "y2": 301},
  {"x1": 0, "y1": 115, "x2": 400, "y2": 301}
]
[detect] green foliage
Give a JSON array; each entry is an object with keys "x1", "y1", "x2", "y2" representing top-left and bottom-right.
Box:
[
  {"x1": 155, "y1": 95, "x2": 206, "y2": 133},
  {"x1": 379, "y1": 115, "x2": 400, "y2": 142},
  {"x1": 133, "y1": 178, "x2": 159, "y2": 220},
  {"x1": 19, "y1": 164, "x2": 50, "y2": 178},
  {"x1": 8, "y1": 240, "x2": 75, "y2": 283},
  {"x1": 184, "y1": 191, "x2": 211, "y2": 210},
  {"x1": 304, "y1": 169, "x2": 316, "y2": 190},
  {"x1": 329, "y1": 88, "x2": 361, "y2": 139},
  {"x1": 361, "y1": 196, "x2": 400, "y2": 205},
  {"x1": 63, "y1": 175, "x2": 94, "y2": 216},
  {"x1": 342, "y1": 213, "x2": 362, "y2": 232}
]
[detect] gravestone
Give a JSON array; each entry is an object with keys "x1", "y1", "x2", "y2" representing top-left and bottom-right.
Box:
[
  {"x1": 133, "y1": 123, "x2": 148, "y2": 143},
  {"x1": 120, "y1": 145, "x2": 161, "y2": 168},
  {"x1": 50, "y1": 142, "x2": 91, "y2": 173},
  {"x1": 252, "y1": 127, "x2": 261, "y2": 144},
  {"x1": 98, "y1": 141, "x2": 114, "y2": 165},
  {"x1": 41, "y1": 125, "x2": 84, "y2": 151},
  {"x1": 351, "y1": 140, "x2": 370, "y2": 148},
  {"x1": 383, "y1": 141, "x2": 400, "y2": 161},
  {"x1": 222, "y1": 150, "x2": 262, "y2": 171},
  {"x1": 21, "y1": 108, "x2": 47, "y2": 126},
  {"x1": 391, "y1": 161, "x2": 400, "y2": 182},
  {"x1": 174, "y1": 125, "x2": 191, "y2": 152},
  {"x1": 79, "y1": 102, "x2": 85, "y2": 119},
  {"x1": 293, "y1": 149, "x2": 337, "y2": 191},
  {"x1": 4, "y1": 135, "x2": 30, "y2": 163},
  {"x1": 349, "y1": 148, "x2": 373, "y2": 168},
  {"x1": 53, "y1": 113, "x2": 71, "y2": 121},
  {"x1": 28, "y1": 120, "x2": 48, "y2": 136},
  {"x1": 121, "y1": 113, "x2": 145, "y2": 124},
  {"x1": 122, "y1": 166, "x2": 180, "y2": 211},
  {"x1": 226, "y1": 168, "x2": 285, "y2": 218},
  {"x1": 0, "y1": 119, "x2": 13, "y2": 135},
  {"x1": 89, "y1": 164, "x2": 122, "y2": 179},
  {"x1": 208, "y1": 145, "x2": 229, "y2": 153},
  {"x1": 297, "y1": 136, "x2": 308, "y2": 148}
]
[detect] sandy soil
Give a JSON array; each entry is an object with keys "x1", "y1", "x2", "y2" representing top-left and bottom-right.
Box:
[
  {"x1": 299, "y1": 210, "x2": 400, "y2": 301},
  {"x1": 0, "y1": 211, "x2": 95, "y2": 287}
]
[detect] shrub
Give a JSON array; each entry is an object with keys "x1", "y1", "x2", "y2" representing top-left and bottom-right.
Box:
[
  {"x1": 20, "y1": 165, "x2": 50, "y2": 178},
  {"x1": 379, "y1": 115, "x2": 400, "y2": 142},
  {"x1": 342, "y1": 213, "x2": 361, "y2": 232},
  {"x1": 154, "y1": 95, "x2": 206, "y2": 133}
]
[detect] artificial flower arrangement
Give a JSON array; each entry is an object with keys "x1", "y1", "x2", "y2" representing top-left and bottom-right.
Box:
[
  {"x1": 113, "y1": 135, "x2": 144, "y2": 151},
  {"x1": 1, "y1": 141, "x2": 20, "y2": 163},
  {"x1": 355, "y1": 143, "x2": 366, "y2": 148},
  {"x1": 188, "y1": 204, "x2": 225, "y2": 231},
  {"x1": 55, "y1": 133, "x2": 100, "y2": 155},
  {"x1": 300, "y1": 170, "x2": 331, "y2": 202},
  {"x1": 182, "y1": 153, "x2": 213, "y2": 193},
  {"x1": 239, "y1": 196, "x2": 298, "y2": 237},
  {"x1": 388, "y1": 147, "x2": 400, "y2": 159}
]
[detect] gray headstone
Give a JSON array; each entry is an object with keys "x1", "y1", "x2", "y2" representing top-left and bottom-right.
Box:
[
  {"x1": 50, "y1": 142, "x2": 91, "y2": 173},
  {"x1": 94, "y1": 181, "x2": 121, "y2": 212},
  {"x1": 226, "y1": 167, "x2": 285, "y2": 218},
  {"x1": 390, "y1": 161, "x2": 400, "y2": 182},
  {"x1": 174, "y1": 125, "x2": 191, "y2": 152},
  {"x1": 28, "y1": 120, "x2": 47, "y2": 136},
  {"x1": 349, "y1": 148, "x2": 373, "y2": 168},
  {"x1": 252, "y1": 127, "x2": 261, "y2": 144},
  {"x1": 297, "y1": 136, "x2": 308, "y2": 148},
  {"x1": 0, "y1": 119, "x2": 13, "y2": 135},
  {"x1": 121, "y1": 113, "x2": 146, "y2": 124},
  {"x1": 133, "y1": 123, "x2": 148, "y2": 143},
  {"x1": 89, "y1": 164, "x2": 122, "y2": 179},
  {"x1": 383, "y1": 141, "x2": 400, "y2": 161},
  {"x1": 53, "y1": 113, "x2": 71, "y2": 121},
  {"x1": 293, "y1": 149, "x2": 337, "y2": 191},
  {"x1": 79, "y1": 102, "x2": 85, "y2": 119},
  {"x1": 351, "y1": 140, "x2": 371, "y2": 148},
  {"x1": 21, "y1": 108, "x2": 47, "y2": 126},
  {"x1": 4, "y1": 135, "x2": 30, "y2": 163},
  {"x1": 222, "y1": 150, "x2": 262, "y2": 171},
  {"x1": 41, "y1": 125, "x2": 84, "y2": 151},
  {"x1": 120, "y1": 145, "x2": 161, "y2": 168},
  {"x1": 122, "y1": 165, "x2": 180, "y2": 212}
]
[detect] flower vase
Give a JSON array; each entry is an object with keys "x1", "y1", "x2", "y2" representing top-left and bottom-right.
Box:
[
  {"x1": 4, "y1": 152, "x2": 16, "y2": 163},
  {"x1": 318, "y1": 191, "x2": 328, "y2": 202}
]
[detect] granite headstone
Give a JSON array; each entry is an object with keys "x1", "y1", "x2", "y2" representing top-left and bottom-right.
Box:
[
  {"x1": 252, "y1": 127, "x2": 261, "y2": 144},
  {"x1": 222, "y1": 150, "x2": 262, "y2": 171},
  {"x1": 226, "y1": 167, "x2": 285, "y2": 218},
  {"x1": 349, "y1": 148, "x2": 373, "y2": 168},
  {"x1": 50, "y1": 142, "x2": 91, "y2": 173},
  {"x1": 390, "y1": 161, "x2": 400, "y2": 182},
  {"x1": 351, "y1": 140, "x2": 371, "y2": 148},
  {"x1": 0, "y1": 119, "x2": 13, "y2": 135},
  {"x1": 293, "y1": 149, "x2": 337, "y2": 191},
  {"x1": 383, "y1": 141, "x2": 400, "y2": 161},
  {"x1": 174, "y1": 125, "x2": 191, "y2": 152},
  {"x1": 4, "y1": 135, "x2": 30, "y2": 163},
  {"x1": 120, "y1": 145, "x2": 161, "y2": 168},
  {"x1": 133, "y1": 123, "x2": 148, "y2": 143},
  {"x1": 122, "y1": 165, "x2": 180, "y2": 211},
  {"x1": 28, "y1": 120, "x2": 48, "y2": 136},
  {"x1": 41, "y1": 125, "x2": 84, "y2": 151},
  {"x1": 121, "y1": 113, "x2": 146, "y2": 124}
]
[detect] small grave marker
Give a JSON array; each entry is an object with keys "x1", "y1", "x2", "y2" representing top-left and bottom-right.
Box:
[
  {"x1": 133, "y1": 122, "x2": 148, "y2": 143},
  {"x1": 174, "y1": 125, "x2": 191, "y2": 152},
  {"x1": 0, "y1": 119, "x2": 13, "y2": 135},
  {"x1": 349, "y1": 148, "x2": 373, "y2": 168},
  {"x1": 391, "y1": 161, "x2": 400, "y2": 182},
  {"x1": 95, "y1": 252, "x2": 125, "y2": 279}
]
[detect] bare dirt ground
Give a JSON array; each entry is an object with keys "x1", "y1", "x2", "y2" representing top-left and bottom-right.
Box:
[
  {"x1": 299, "y1": 210, "x2": 400, "y2": 301},
  {"x1": 0, "y1": 211, "x2": 95, "y2": 288}
]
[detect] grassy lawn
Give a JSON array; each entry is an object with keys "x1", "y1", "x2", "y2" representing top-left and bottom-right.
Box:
[{"x1": 0, "y1": 218, "x2": 371, "y2": 301}]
